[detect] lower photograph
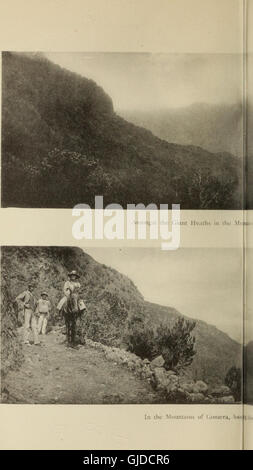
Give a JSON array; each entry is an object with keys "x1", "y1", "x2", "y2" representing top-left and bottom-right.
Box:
[{"x1": 1, "y1": 245, "x2": 245, "y2": 405}]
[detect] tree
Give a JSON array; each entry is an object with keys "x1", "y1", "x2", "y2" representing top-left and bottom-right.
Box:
[
  {"x1": 225, "y1": 366, "x2": 242, "y2": 402},
  {"x1": 124, "y1": 315, "x2": 156, "y2": 360},
  {"x1": 125, "y1": 316, "x2": 196, "y2": 372},
  {"x1": 155, "y1": 317, "x2": 196, "y2": 371}
]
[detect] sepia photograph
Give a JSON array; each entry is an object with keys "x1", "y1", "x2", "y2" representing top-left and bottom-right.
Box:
[
  {"x1": 1, "y1": 245, "x2": 244, "y2": 405},
  {"x1": 1, "y1": 51, "x2": 244, "y2": 209},
  {"x1": 0, "y1": 0, "x2": 250, "y2": 454}
]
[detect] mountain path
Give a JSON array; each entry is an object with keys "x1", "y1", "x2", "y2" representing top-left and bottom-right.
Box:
[{"x1": 3, "y1": 328, "x2": 161, "y2": 404}]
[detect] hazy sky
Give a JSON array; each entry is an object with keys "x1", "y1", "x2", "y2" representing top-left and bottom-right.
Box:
[
  {"x1": 83, "y1": 247, "x2": 243, "y2": 343},
  {"x1": 45, "y1": 52, "x2": 243, "y2": 111}
]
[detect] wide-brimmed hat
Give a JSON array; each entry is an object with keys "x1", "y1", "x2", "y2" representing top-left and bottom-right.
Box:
[
  {"x1": 41, "y1": 291, "x2": 48, "y2": 297},
  {"x1": 68, "y1": 270, "x2": 80, "y2": 278}
]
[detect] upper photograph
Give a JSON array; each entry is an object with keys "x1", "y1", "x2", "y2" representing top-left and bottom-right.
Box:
[{"x1": 1, "y1": 51, "x2": 245, "y2": 209}]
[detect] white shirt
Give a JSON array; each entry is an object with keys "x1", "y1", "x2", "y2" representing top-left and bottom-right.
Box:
[
  {"x1": 63, "y1": 280, "x2": 80, "y2": 296},
  {"x1": 36, "y1": 298, "x2": 51, "y2": 313}
]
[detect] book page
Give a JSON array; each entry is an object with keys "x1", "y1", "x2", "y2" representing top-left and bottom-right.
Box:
[{"x1": 0, "y1": 0, "x2": 246, "y2": 451}]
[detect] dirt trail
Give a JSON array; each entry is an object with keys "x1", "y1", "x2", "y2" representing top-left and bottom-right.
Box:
[{"x1": 3, "y1": 328, "x2": 161, "y2": 404}]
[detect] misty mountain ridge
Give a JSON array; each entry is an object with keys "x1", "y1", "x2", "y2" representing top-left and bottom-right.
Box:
[
  {"x1": 2, "y1": 52, "x2": 242, "y2": 209},
  {"x1": 120, "y1": 102, "x2": 243, "y2": 157}
]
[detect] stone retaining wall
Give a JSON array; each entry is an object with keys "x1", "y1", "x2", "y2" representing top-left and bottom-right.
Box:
[{"x1": 85, "y1": 339, "x2": 235, "y2": 404}]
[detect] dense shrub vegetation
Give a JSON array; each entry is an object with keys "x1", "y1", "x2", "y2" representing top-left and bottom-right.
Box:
[
  {"x1": 244, "y1": 342, "x2": 253, "y2": 404},
  {"x1": 225, "y1": 366, "x2": 242, "y2": 402},
  {"x1": 125, "y1": 315, "x2": 196, "y2": 371}
]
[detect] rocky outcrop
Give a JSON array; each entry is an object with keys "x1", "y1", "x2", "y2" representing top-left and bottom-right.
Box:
[
  {"x1": 84, "y1": 339, "x2": 235, "y2": 404},
  {"x1": 210, "y1": 385, "x2": 231, "y2": 398},
  {"x1": 150, "y1": 355, "x2": 165, "y2": 369}
]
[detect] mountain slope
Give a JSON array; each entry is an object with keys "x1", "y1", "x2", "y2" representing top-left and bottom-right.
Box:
[
  {"x1": 2, "y1": 52, "x2": 242, "y2": 209},
  {"x1": 1, "y1": 246, "x2": 242, "y2": 386},
  {"x1": 1, "y1": 277, "x2": 23, "y2": 379},
  {"x1": 245, "y1": 341, "x2": 253, "y2": 404},
  {"x1": 121, "y1": 103, "x2": 243, "y2": 157}
]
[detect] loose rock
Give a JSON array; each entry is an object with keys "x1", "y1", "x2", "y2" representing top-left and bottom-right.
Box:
[{"x1": 150, "y1": 355, "x2": 165, "y2": 369}]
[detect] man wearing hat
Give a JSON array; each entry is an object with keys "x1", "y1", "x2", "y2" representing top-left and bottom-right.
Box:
[
  {"x1": 36, "y1": 291, "x2": 52, "y2": 336},
  {"x1": 57, "y1": 270, "x2": 81, "y2": 313},
  {"x1": 14, "y1": 283, "x2": 39, "y2": 345}
]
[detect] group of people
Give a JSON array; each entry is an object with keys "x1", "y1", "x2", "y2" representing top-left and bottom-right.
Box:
[{"x1": 14, "y1": 270, "x2": 82, "y2": 346}]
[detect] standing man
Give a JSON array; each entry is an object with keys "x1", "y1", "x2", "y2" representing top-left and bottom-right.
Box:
[
  {"x1": 14, "y1": 283, "x2": 40, "y2": 345},
  {"x1": 36, "y1": 291, "x2": 51, "y2": 336}
]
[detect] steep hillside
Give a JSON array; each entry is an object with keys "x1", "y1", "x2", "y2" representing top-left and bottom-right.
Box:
[
  {"x1": 1, "y1": 277, "x2": 23, "y2": 379},
  {"x1": 1, "y1": 246, "x2": 242, "y2": 386},
  {"x1": 2, "y1": 52, "x2": 242, "y2": 209}
]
